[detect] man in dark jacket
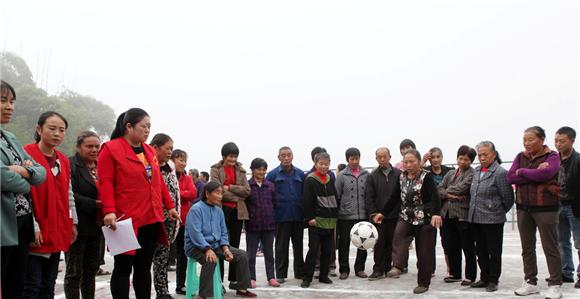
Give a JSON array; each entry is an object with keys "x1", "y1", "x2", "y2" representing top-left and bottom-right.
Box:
[
  {"x1": 365, "y1": 147, "x2": 402, "y2": 280},
  {"x1": 555, "y1": 126, "x2": 580, "y2": 287}
]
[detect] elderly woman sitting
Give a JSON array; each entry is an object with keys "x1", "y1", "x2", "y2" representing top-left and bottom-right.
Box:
[{"x1": 184, "y1": 181, "x2": 257, "y2": 298}]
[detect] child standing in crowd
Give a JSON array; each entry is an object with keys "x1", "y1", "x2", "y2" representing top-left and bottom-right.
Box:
[
  {"x1": 210, "y1": 142, "x2": 250, "y2": 287},
  {"x1": 173, "y1": 150, "x2": 197, "y2": 295},
  {"x1": 23, "y1": 111, "x2": 79, "y2": 298},
  {"x1": 150, "y1": 133, "x2": 180, "y2": 299},
  {"x1": 335, "y1": 148, "x2": 370, "y2": 280},
  {"x1": 394, "y1": 139, "x2": 417, "y2": 171},
  {"x1": 246, "y1": 158, "x2": 280, "y2": 288},
  {"x1": 302, "y1": 152, "x2": 339, "y2": 288}
]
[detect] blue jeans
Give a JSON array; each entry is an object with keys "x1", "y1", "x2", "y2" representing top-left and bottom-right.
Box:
[
  {"x1": 558, "y1": 204, "x2": 580, "y2": 279},
  {"x1": 22, "y1": 253, "x2": 61, "y2": 299}
]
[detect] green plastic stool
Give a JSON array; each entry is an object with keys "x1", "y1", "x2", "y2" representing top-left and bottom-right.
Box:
[{"x1": 186, "y1": 257, "x2": 222, "y2": 299}]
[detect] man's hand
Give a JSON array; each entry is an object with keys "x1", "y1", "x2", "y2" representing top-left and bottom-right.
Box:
[
  {"x1": 308, "y1": 219, "x2": 316, "y2": 227},
  {"x1": 205, "y1": 249, "x2": 217, "y2": 263},
  {"x1": 431, "y1": 215, "x2": 442, "y2": 229},
  {"x1": 372, "y1": 213, "x2": 384, "y2": 224}
]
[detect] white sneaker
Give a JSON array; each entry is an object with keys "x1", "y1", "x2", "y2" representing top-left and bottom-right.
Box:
[
  {"x1": 544, "y1": 285, "x2": 562, "y2": 299},
  {"x1": 514, "y1": 281, "x2": 540, "y2": 296}
]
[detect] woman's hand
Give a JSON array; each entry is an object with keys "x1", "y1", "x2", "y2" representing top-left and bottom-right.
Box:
[
  {"x1": 8, "y1": 165, "x2": 30, "y2": 178},
  {"x1": 224, "y1": 248, "x2": 234, "y2": 262},
  {"x1": 431, "y1": 215, "x2": 442, "y2": 229},
  {"x1": 205, "y1": 249, "x2": 217, "y2": 263},
  {"x1": 308, "y1": 219, "x2": 316, "y2": 227},
  {"x1": 103, "y1": 213, "x2": 117, "y2": 230},
  {"x1": 167, "y1": 208, "x2": 180, "y2": 223},
  {"x1": 372, "y1": 213, "x2": 384, "y2": 224},
  {"x1": 71, "y1": 224, "x2": 78, "y2": 244},
  {"x1": 31, "y1": 230, "x2": 43, "y2": 247}
]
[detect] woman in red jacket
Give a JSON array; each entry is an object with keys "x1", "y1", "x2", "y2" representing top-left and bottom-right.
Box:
[
  {"x1": 23, "y1": 111, "x2": 79, "y2": 298},
  {"x1": 171, "y1": 149, "x2": 197, "y2": 294},
  {"x1": 99, "y1": 108, "x2": 179, "y2": 299}
]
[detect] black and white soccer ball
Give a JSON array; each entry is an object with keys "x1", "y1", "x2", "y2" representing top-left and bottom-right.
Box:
[{"x1": 349, "y1": 221, "x2": 378, "y2": 250}]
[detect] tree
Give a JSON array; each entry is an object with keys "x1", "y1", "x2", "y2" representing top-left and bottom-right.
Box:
[{"x1": 1, "y1": 51, "x2": 116, "y2": 155}]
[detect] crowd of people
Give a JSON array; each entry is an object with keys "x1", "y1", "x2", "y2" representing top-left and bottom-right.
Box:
[{"x1": 1, "y1": 79, "x2": 580, "y2": 299}]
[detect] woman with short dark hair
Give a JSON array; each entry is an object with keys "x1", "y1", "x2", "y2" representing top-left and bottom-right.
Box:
[{"x1": 509, "y1": 126, "x2": 563, "y2": 299}]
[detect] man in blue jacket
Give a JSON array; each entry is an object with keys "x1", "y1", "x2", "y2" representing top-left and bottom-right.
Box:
[{"x1": 266, "y1": 146, "x2": 306, "y2": 283}]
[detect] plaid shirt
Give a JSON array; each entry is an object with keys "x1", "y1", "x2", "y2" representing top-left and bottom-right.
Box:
[{"x1": 246, "y1": 178, "x2": 276, "y2": 231}]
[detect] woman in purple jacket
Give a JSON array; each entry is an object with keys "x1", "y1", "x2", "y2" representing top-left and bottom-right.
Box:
[{"x1": 508, "y1": 126, "x2": 562, "y2": 299}]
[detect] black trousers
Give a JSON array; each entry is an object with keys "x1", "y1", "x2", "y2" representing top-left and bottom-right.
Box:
[
  {"x1": 220, "y1": 206, "x2": 243, "y2": 283},
  {"x1": 175, "y1": 226, "x2": 187, "y2": 289},
  {"x1": 471, "y1": 223, "x2": 504, "y2": 284},
  {"x1": 110, "y1": 223, "x2": 159, "y2": 299},
  {"x1": 246, "y1": 230, "x2": 276, "y2": 280},
  {"x1": 1, "y1": 214, "x2": 33, "y2": 299},
  {"x1": 337, "y1": 219, "x2": 367, "y2": 274},
  {"x1": 304, "y1": 227, "x2": 333, "y2": 281},
  {"x1": 372, "y1": 218, "x2": 397, "y2": 274},
  {"x1": 441, "y1": 218, "x2": 476, "y2": 281},
  {"x1": 64, "y1": 230, "x2": 102, "y2": 299},
  {"x1": 275, "y1": 221, "x2": 305, "y2": 279}
]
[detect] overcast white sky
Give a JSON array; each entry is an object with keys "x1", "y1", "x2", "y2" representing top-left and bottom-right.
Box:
[{"x1": 1, "y1": 0, "x2": 579, "y2": 173}]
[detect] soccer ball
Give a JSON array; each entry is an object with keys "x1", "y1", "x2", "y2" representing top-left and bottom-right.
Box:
[{"x1": 350, "y1": 221, "x2": 378, "y2": 250}]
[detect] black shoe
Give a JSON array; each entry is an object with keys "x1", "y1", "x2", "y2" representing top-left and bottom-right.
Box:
[
  {"x1": 228, "y1": 282, "x2": 238, "y2": 290},
  {"x1": 486, "y1": 282, "x2": 498, "y2": 292},
  {"x1": 175, "y1": 287, "x2": 186, "y2": 295},
  {"x1": 368, "y1": 272, "x2": 385, "y2": 281},
  {"x1": 575, "y1": 278, "x2": 580, "y2": 289},
  {"x1": 563, "y1": 276, "x2": 575, "y2": 283},
  {"x1": 470, "y1": 280, "x2": 488, "y2": 288},
  {"x1": 444, "y1": 276, "x2": 462, "y2": 283},
  {"x1": 294, "y1": 275, "x2": 304, "y2": 280},
  {"x1": 301, "y1": 280, "x2": 311, "y2": 288},
  {"x1": 319, "y1": 276, "x2": 333, "y2": 284},
  {"x1": 277, "y1": 278, "x2": 286, "y2": 284}
]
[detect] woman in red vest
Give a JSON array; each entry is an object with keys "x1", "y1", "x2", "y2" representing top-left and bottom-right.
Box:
[
  {"x1": 99, "y1": 108, "x2": 179, "y2": 299},
  {"x1": 23, "y1": 111, "x2": 79, "y2": 298}
]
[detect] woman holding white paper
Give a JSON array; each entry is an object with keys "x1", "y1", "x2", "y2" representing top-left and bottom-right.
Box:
[{"x1": 98, "y1": 108, "x2": 179, "y2": 299}]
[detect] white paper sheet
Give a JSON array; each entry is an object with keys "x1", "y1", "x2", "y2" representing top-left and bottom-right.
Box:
[{"x1": 101, "y1": 218, "x2": 141, "y2": 256}]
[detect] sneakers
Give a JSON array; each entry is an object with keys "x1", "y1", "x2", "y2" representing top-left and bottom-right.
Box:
[
  {"x1": 413, "y1": 285, "x2": 429, "y2": 294},
  {"x1": 514, "y1": 281, "x2": 540, "y2": 296},
  {"x1": 355, "y1": 271, "x2": 368, "y2": 278},
  {"x1": 368, "y1": 272, "x2": 385, "y2": 281},
  {"x1": 386, "y1": 267, "x2": 402, "y2": 278},
  {"x1": 544, "y1": 285, "x2": 562, "y2": 299},
  {"x1": 268, "y1": 278, "x2": 280, "y2": 287},
  {"x1": 486, "y1": 282, "x2": 498, "y2": 292},
  {"x1": 236, "y1": 290, "x2": 257, "y2": 298},
  {"x1": 339, "y1": 272, "x2": 349, "y2": 280}
]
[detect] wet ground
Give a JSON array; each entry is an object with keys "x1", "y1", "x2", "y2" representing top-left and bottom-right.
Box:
[{"x1": 54, "y1": 224, "x2": 580, "y2": 298}]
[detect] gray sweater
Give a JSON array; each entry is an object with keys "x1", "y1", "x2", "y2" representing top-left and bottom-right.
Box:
[
  {"x1": 439, "y1": 167, "x2": 475, "y2": 221},
  {"x1": 335, "y1": 167, "x2": 369, "y2": 220},
  {"x1": 468, "y1": 161, "x2": 514, "y2": 224}
]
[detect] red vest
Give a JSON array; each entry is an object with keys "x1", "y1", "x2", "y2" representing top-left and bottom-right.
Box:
[{"x1": 24, "y1": 144, "x2": 73, "y2": 253}]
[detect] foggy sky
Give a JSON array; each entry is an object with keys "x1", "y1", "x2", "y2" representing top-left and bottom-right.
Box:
[{"x1": 1, "y1": 0, "x2": 578, "y2": 173}]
